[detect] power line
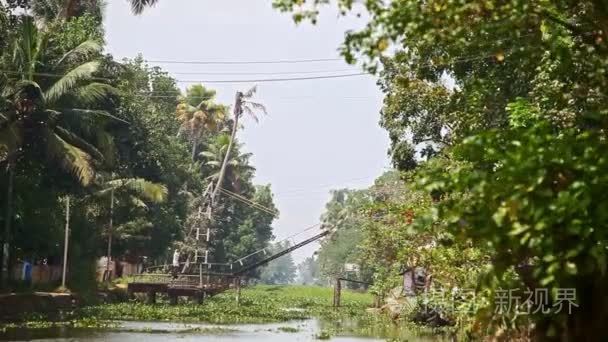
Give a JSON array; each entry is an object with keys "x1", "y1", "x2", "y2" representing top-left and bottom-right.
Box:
[
  {"x1": 0, "y1": 43, "x2": 529, "y2": 89},
  {"x1": 166, "y1": 68, "x2": 360, "y2": 76},
  {"x1": 219, "y1": 189, "x2": 275, "y2": 215},
  {"x1": 274, "y1": 176, "x2": 375, "y2": 196},
  {"x1": 144, "y1": 58, "x2": 343, "y2": 65},
  {"x1": 0, "y1": 70, "x2": 111, "y2": 81},
  {"x1": 0, "y1": 44, "x2": 523, "y2": 85},
  {"x1": 173, "y1": 73, "x2": 369, "y2": 84},
  {"x1": 135, "y1": 94, "x2": 376, "y2": 100},
  {"x1": 219, "y1": 187, "x2": 278, "y2": 216},
  {"x1": 0, "y1": 69, "x2": 367, "y2": 83}
]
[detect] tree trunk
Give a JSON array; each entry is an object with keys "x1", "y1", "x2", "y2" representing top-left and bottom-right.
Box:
[
  {"x1": 105, "y1": 189, "x2": 114, "y2": 282},
  {"x1": 191, "y1": 137, "x2": 198, "y2": 162},
  {"x1": 211, "y1": 92, "x2": 242, "y2": 202},
  {"x1": 1, "y1": 163, "x2": 15, "y2": 289},
  {"x1": 60, "y1": 0, "x2": 80, "y2": 19}
]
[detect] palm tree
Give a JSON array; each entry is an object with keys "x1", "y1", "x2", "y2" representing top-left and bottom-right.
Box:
[
  {"x1": 1, "y1": 17, "x2": 118, "y2": 181},
  {"x1": 200, "y1": 134, "x2": 255, "y2": 193},
  {"x1": 33, "y1": 0, "x2": 103, "y2": 21},
  {"x1": 210, "y1": 86, "x2": 266, "y2": 202},
  {"x1": 128, "y1": 0, "x2": 159, "y2": 14},
  {"x1": 0, "y1": 17, "x2": 118, "y2": 285},
  {"x1": 176, "y1": 85, "x2": 227, "y2": 160},
  {"x1": 91, "y1": 175, "x2": 168, "y2": 281},
  {"x1": 55, "y1": 0, "x2": 157, "y2": 18}
]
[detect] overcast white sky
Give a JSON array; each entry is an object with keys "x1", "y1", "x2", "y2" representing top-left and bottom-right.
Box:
[{"x1": 103, "y1": 0, "x2": 390, "y2": 263}]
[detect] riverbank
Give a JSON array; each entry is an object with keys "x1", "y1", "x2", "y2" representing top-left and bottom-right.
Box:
[{"x1": 0, "y1": 285, "x2": 448, "y2": 340}]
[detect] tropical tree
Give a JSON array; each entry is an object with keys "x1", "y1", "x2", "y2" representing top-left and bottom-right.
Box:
[
  {"x1": 316, "y1": 189, "x2": 371, "y2": 282},
  {"x1": 275, "y1": 0, "x2": 608, "y2": 339},
  {"x1": 200, "y1": 134, "x2": 254, "y2": 193},
  {"x1": 176, "y1": 84, "x2": 227, "y2": 160},
  {"x1": 259, "y1": 241, "x2": 297, "y2": 285},
  {"x1": 29, "y1": 0, "x2": 102, "y2": 22},
  {"x1": 0, "y1": 16, "x2": 117, "y2": 285},
  {"x1": 297, "y1": 256, "x2": 320, "y2": 285},
  {"x1": 55, "y1": 0, "x2": 157, "y2": 18}
]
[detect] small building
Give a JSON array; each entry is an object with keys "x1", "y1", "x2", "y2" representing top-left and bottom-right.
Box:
[{"x1": 96, "y1": 256, "x2": 144, "y2": 281}]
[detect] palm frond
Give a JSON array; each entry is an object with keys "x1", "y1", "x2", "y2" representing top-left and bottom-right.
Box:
[
  {"x1": 101, "y1": 178, "x2": 168, "y2": 203},
  {"x1": 45, "y1": 129, "x2": 95, "y2": 186},
  {"x1": 199, "y1": 151, "x2": 216, "y2": 159},
  {"x1": 205, "y1": 160, "x2": 222, "y2": 167},
  {"x1": 12, "y1": 17, "x2": 43, "y2": 80},
  {"x1": 45, "y1": 61, "x2": 100, "y2": 104},
  {"x1": 129, "y1": 195, "x2": 148, "y2": 209},
  {"x1": 130, "y1": 0, "x2": 159, "y2": 14},
  {"x1": 242, "y1": 85, "x2": 257, "y2": 98},
  {"x1": 58, "y1": 108, "x2": 113, "y2": 143},
  {"x1": 242, "y1": 106, "x2": 259, "y2": 123},
  {"x1": 62, "y1": 108, "x2": 129, "y2": 125},
  {"x1": 54, "y1": 126, "x2": 105, "y2": 161},
  {"x1": 73, "y1": 82, "x2": 119, "y2": 106},
  {"x1": 245, "y1": 100, "x2": 267, "y2": 115},
  {"x1": 240, "y1": 164, "x2": 256, "y2": 172},
  {"x1": 95, "y1": 130, "x2": 117, "y2": 166},
  {"x1": 57, "y1": 40, "x2": 102, "y2": 66}
]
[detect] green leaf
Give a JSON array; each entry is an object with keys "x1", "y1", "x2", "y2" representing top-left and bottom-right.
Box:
[{"x1": 44, "y1": 61, "x2": 100, "y2": 104}]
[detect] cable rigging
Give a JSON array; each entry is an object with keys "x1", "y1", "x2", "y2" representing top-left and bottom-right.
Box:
[{"x1": 143, "y1": 57, "x2": 343, "y2": 65}]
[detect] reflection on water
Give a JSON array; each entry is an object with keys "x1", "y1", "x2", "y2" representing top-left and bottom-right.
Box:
[{"x1": 0, "y1": 318, "x2": 445, "y2": 341}]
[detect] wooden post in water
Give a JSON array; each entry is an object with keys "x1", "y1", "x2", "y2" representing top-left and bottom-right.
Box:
[
  {"x1": 195, "y1": 290, "x2": 204, "y2": 304},
  {"x1": 333, "y1": 277, "x2": 341, "y2": 308},
  {"x1": 169, "y1": 293, "x2": 178, "y2": 305},
  {"x1": 146, "y1": 290, "x2": 156, "y2": 304}
]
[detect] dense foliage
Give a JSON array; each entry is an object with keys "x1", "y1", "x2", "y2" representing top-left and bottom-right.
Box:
[
  {"x1": 276, "y1": 0, "x2": 608, "y2": 340},
  {"x1": 0, "y1": 2, "x2": 276, "y2": 291},
  {"x1": 259, "y1": 241, "x2": 297, "y2": 285}
]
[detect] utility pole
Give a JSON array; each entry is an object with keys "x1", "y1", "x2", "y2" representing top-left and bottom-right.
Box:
[
  {"x1": 192, "y1": 87, "x2": 263, "y2": 286},
  {"x1": 193, "y1": 91, "x2": 243, "y2": 282},
  {"x1": 61, "y1": 196, "x2": 70, "y2": 288},
  {"x1": 105, "y1": 189, "x2": 114, "y2": 282},
  {"x1": 1, "y1": 163, "x2": 15, "y2": 289}
]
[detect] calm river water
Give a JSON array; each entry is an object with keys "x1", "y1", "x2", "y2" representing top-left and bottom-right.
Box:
[{"x1": 0, "y1": 319, "x2": 445, "y2": 341}]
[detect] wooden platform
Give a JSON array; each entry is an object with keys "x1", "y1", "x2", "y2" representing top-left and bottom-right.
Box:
[
  {"x1": 126, "y1": 230, "x2": 329, "y2": 305},
  {"x1": 127, "y1": 281, "x2": 230, "y2": 304}
]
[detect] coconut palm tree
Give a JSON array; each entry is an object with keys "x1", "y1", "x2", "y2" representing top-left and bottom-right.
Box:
[
  {"x1": 200, "y1": 134, "x2": 255, "y2": 193},
  {"x1": 176, "y1": 85, "x2": 227, "y2": 160},
  {"x1": 54, "y1": 0, "x2": 157, "y2": 18},
  {"x1": 0, "y1": 16, "x2": 118, "y2": 285},
  {"x1": 1, "y1": 16, "x2": 117, "y2": 184},
  {"x1": 210, "y1": 86, "x2": 266, "y2": 202}
]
